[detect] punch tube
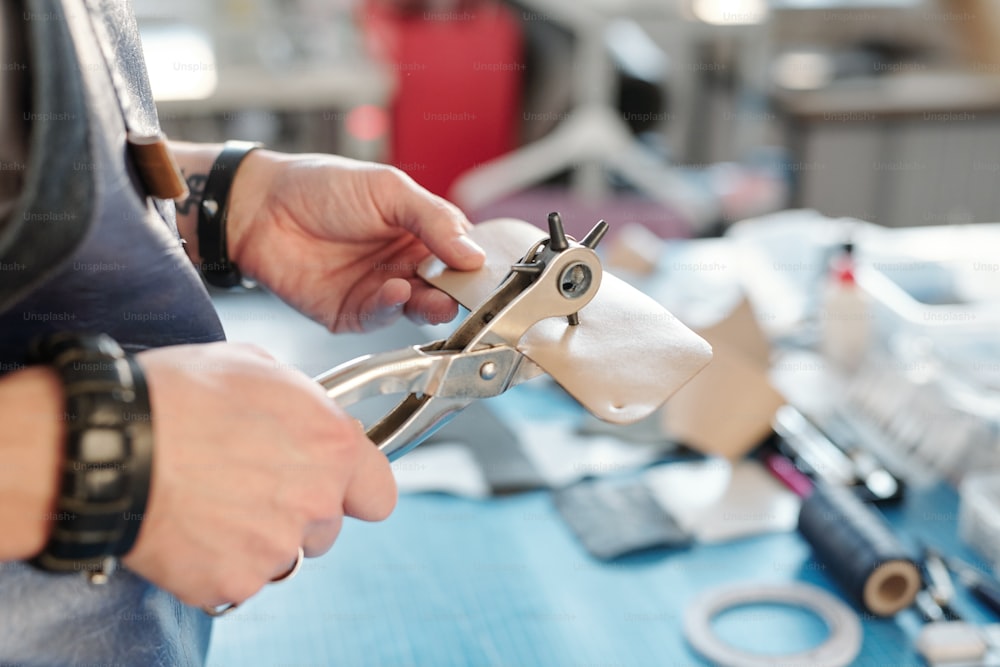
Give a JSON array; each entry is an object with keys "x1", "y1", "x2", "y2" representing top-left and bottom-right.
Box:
[{"x1": 798, "y1": 483, "x2": 921, "y2": 617}]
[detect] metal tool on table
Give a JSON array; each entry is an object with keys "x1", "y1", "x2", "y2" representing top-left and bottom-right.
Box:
[
  {"x1": 946, "y1": 555, "x2": 1000, "y2": 619},
  {"x1": 912, "y1": 545, "x2": 1000, "y2": 666},
  {"x1": 314, "y1": 213, "x2": 609, "y2": 461}
]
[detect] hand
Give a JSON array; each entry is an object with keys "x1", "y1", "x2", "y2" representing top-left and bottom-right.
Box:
[
  {"x1": 121, "y1": 343, "x2": 397, "y2": 609},
  {"x1": 226, "y1": 152, "x2": 486, "y2": 332}
]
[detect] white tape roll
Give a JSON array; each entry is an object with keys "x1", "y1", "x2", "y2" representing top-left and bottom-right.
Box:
[{"x1": 683, "y1": 582, "x2": 863, "y2": 667}]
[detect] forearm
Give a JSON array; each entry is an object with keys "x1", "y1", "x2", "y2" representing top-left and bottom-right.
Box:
[{"x1": 0, "y1": 367, "x2": 64, "y2": 560}]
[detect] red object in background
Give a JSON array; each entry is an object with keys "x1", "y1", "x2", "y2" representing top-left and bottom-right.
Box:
[
  {"x1": 360, "y1": 0, "x2": 523, "y2": 198},
  {"x1": 345, "y1": 104, "x2": 390, "y2": 142}
]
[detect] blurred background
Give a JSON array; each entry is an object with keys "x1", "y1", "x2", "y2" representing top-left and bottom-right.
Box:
[{"x1": 134, "y1": 0, "x2": 1000, "y2": 238}]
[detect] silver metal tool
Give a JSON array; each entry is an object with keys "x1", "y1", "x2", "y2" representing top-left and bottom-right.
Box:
[{"x1": 315, "y1": 213, "x2": 609, "y2": 461}]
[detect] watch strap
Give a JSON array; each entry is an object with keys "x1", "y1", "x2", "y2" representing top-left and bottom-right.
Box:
[
  {"x1": 28, "y1": 333, "x2": 154, "y2": 581},
  {"x1": 197, "y1": 140, "x2": 261, "y2": 288}
]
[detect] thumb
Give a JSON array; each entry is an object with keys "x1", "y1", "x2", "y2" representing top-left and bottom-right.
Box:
[{"x1": 387, "y1": 178, "x2": 486, "y2": 271}]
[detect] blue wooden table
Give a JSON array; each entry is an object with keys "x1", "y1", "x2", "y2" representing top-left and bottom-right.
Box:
[
  {"x1": 205, "y1": 480, "x2": 985, "y2": 667},
  {"x1": 206, "y1": 282, "x2": 991, "y2": 667}
]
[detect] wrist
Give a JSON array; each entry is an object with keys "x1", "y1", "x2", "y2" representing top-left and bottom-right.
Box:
[
  {"x1": 170, "y1": 141, "x2": 223, "y2": 258},
  {"x1": 225, "y1": 147, "x2": 280, "y2": 272},
  {"x1": 202, "y1": 142, "x2": 265, "y2": 286},
  {"x1": 0, "y1": 367, "x2": 64, "y2": 561},
  {"x1": 26, "y1": 334, "x2": 155, "y2": 581},
  {"x1": 172, "y1": 141, "x2": 272, "y2": 285}
]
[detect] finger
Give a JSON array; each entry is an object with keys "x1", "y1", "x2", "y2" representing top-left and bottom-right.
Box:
[
  {"x1": 435, "y1": 231, "x2": 486, "y2": 272},
  {"x1": 389, "y1": 188, "x2": 485, "y2": 271},
  {"x1": 403, "y1": 283, "x2": 459, "y2": 326},
  {"x1": 355, "y1": 278, "x2": 410, "y2": 332},
  {"x1": 342, "y1": 444, "x2": 398, "y2": 522},
  {"x1": 301, "y1": 516, "x2": 342, "y2": 558}
]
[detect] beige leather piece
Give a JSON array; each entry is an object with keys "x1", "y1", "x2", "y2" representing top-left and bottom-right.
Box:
[{"x1": 419, "y1": 218, "x2": 713, "y2": 424}]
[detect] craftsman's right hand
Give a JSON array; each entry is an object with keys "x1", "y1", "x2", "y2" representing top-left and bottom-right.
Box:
[{"x1": 120, "y1": 342, "x2": 397, "y2": 609}]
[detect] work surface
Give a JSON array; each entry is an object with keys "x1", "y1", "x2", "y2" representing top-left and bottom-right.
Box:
[
  {"x1": 204, "y1": 469, "x2": 974, "y2": 667},
  {"x1": 204, "y1": 218, "x2": 999, "y2": 666},
  {"x1": 201, "y1": 306, "x2": 983, "y2": 667}
]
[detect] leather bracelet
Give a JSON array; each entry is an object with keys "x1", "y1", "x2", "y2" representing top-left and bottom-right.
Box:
[
  {"x1": 197, "y1": 140, "x2": 262, "y2": 288},
  {"x1": 27, "y1": 333, "x2": 154, "y2": 584}
]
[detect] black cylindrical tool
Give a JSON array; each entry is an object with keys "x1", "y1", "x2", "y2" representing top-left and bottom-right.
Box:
[{"x1": 798, "y1": 483, "x2": 922, "y2": 617}]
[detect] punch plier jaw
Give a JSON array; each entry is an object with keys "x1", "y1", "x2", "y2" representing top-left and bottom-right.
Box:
[{"x1": 315, "y1": 213, "x2": 608, "y2": 461}]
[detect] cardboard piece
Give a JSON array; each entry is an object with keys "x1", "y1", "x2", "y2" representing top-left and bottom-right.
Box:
[
  {"x1": 660, "y1": 296, "x2": 785, "y2": 459},
  {"x1": 604, "y1": 222, "x2": 664, "y2": 276}
]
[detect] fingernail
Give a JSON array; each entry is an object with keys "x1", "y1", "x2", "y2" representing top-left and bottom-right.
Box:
[{"x1": 452, "y1": 235, "x2": 485, "y2": 260}]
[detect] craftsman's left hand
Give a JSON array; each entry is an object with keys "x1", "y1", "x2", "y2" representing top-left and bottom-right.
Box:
[{"x1": 225, "y1": 151, "x2": 485, "y2": 332}]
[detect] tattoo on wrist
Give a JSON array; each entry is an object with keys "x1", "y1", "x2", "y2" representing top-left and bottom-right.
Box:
[{"x1": 176, "y1": 171, "x2": 208, "y2": 215}]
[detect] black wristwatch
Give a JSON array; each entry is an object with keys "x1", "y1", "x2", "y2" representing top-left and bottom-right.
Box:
[
  {"x1": 28, "y1": 333, "x2": 154, "y2": 583},
  {"x1": 197, "y1": 140, "x2": 262, "y2": 288}
]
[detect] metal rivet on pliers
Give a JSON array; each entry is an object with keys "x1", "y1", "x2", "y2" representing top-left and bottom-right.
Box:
[{"x1": 480, "y1": 362, "x2": 498, "y2": 380}]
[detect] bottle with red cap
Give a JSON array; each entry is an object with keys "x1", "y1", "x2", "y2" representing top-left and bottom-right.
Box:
[{"x1": 821, "y1": 241, "x2": 871, "y2": 371}]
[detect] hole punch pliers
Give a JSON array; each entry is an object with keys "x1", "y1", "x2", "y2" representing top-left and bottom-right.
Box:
[{"x1": 314, "y1": 213, "x2": 609, "y2": 461}]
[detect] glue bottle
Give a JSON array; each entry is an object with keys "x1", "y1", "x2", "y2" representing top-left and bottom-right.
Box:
[{"x1": 820, "y1": 241, "x2": 870, "y2": 372}]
